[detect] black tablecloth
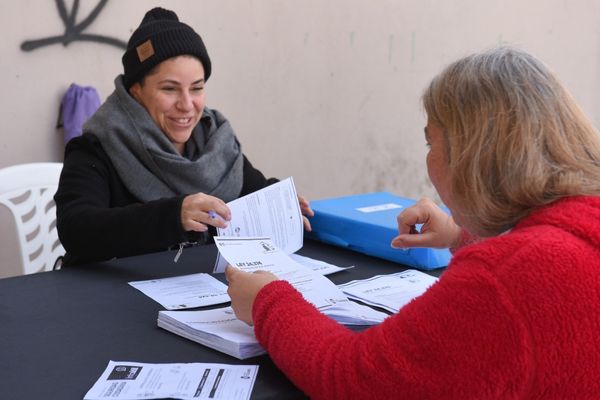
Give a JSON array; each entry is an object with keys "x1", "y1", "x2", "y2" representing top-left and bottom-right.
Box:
[{"x1": 0, "y1": 239, "x2": 444, "y2": 399}]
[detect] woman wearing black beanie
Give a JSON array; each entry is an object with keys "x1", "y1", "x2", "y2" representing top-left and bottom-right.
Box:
[{"x1": 54, "y1": 7, "x2": 313, "y2": 267}]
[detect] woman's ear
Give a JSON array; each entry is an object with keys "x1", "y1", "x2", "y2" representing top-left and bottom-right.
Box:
[{"x1": 129, "y1": 83, "x2": 143, "y2": 103}]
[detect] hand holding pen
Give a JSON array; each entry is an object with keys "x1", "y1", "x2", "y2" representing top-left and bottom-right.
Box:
[{"x1": 180, "y1": 193, "x2": 231, "y2": 232}]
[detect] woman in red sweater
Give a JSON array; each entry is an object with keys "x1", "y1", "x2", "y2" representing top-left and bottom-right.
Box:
[{"x1": 226, "y1": 47, "x2": 600, "y2": 399}]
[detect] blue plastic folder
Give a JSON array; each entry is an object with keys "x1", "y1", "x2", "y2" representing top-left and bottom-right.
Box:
[{"x1": 306, "y1": 192, "x2": 451, "y2": 270}]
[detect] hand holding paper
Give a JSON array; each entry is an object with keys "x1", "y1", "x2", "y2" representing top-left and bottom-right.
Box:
[
  {"x1": 225, "y1": 266, "x2": 278, "y2": 325},
  {"x1": 180, "y1": 192, "x2": 231, "y2": 232}
]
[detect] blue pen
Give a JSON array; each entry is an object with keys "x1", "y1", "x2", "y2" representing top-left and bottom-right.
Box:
[{"x1": 208, "y1": 210, "x2": 225, "y2": 222}]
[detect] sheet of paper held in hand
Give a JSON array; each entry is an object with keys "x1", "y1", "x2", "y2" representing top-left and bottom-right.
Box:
[
  {"x1": 212, "y1": 236, "x2": 348, "y2": 310},
  {"x1": 128, "y1": 273, "x2": 230, "y2": 310},
  {"x1": 214, "y1": 177, "x2": 303, "y2": 271},
  {"x1": 84, "y1": 361, "x2": 258, "y2": 400},
  {"x1": 337, "y1": 269, "x2": 439, "y2": 313}
]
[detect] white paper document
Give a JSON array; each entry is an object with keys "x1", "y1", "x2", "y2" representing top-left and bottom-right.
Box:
[
  {"x1": 158, "y1": 307, "x2": 265, "y2": 360},
  {"x1": 338, "y1": 269, "x2": 438, "y2": 313},
  {"x1": 213, "y1": 237, "x2": 345, "y2": 308},
  {"x1": 84, "y1": 360, "x2": 258, "y2": 400},
  {"x1": 217, "y1": 177, "x2": 303, "y2": 253},
  {"x1": 214, "y1": 177, "x2": 303, "y2": 272},
  {"x1": 289, "y1": 253, "x2": 354, "y2": 276},
  {"x1": 212, "y1": 236, "x2": 387, "y2": 325},
  {"x1": 128, "y1": 273, "x2": 230, "y2": 310}
]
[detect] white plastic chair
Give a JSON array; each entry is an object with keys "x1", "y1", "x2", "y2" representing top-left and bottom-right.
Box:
[{"x1": 0, "y1": 163, "x2": 65, "y2": 274}]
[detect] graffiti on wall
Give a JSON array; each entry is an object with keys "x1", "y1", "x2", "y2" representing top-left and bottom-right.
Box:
[{"x1": 21, "y1": 0, "x2": 127, "y2": 52}]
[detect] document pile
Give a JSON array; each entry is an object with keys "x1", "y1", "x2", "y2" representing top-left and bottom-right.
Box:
[
  {"x1": 338, "y1": 269, "x2": 438, "y2": 313},
  {"x1": 213, "y1": 236, "x2": 388, "y2": 326},
  {"x1": 158, "y1": 307, "x2": 265, "y2": 360}
]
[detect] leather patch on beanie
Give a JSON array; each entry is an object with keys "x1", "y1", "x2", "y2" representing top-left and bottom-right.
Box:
[{"x1": 136, "y1": 40, "x2": 155, "y2": 62}]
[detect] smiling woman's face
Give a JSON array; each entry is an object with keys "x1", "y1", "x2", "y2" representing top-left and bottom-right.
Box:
[{"x1": 129, "y1": 55, "x2": 206, "y2": 154}]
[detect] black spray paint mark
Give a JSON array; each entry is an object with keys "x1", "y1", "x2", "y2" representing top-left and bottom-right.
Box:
[{"x1": 21, "y1": 0, "x2": 127, "y2": 52}]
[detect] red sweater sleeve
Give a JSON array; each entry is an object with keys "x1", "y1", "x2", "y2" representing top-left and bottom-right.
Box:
[{"x1": 252, "y1": 267, "x2": 531, "y2": 399}]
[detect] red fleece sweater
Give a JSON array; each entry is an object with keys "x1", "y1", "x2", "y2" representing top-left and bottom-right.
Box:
[{"x1": 252, "y1": 196, "x2": 600, "y2": 399}]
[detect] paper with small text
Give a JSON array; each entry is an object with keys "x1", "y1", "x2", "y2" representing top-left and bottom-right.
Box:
[{"x1": 84, "y1": 361, "x2": 258, "y2": 400}]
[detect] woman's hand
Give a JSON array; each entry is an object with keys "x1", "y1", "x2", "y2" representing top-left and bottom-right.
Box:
[
  {"x1": 391, "y1": 197, "x2": 461, "y2": 249},
  {"x1": 181, "y1": 193, "x2": 231, "y2": 232},
  {"x1": 298, "y1": 195, "x2": 314, "y2": 232},
  {"x1": 225, "y1": 265, "x2": 278, "y2": 325}
]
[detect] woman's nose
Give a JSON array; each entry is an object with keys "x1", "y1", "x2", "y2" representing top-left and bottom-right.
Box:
[{"x1": 177, "y1": 91, "x2": 193, "y2": 111}]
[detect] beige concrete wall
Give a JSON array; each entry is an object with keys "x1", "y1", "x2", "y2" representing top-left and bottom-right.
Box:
[{"x1": 1, "y1": 0, "x2": 600, "y2": 275}]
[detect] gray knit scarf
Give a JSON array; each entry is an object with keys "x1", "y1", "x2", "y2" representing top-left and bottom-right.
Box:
[{"x1": 84, "y1": 76, "x2": 243, "y2": 203}]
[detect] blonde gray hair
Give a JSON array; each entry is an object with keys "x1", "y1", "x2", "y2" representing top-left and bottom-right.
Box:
[{"x1": 423, "y1": 47, "x2": 600, "y2": 235}]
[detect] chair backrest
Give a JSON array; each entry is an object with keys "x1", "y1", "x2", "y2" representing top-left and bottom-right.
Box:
[{"x1": 0, "y1": 163, "x2": 65, "y2": 274}]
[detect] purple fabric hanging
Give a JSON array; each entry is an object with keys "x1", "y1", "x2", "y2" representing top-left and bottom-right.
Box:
[{"x1": 60, "y1": 83, "x2": 101, "y2": 144}]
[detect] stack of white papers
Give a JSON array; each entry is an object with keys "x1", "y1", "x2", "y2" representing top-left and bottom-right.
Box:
[
  {"x1": 338, "y1": 269, "x2": 438, "y2": 313},
  {"x1": 158, "y1": 307, "x2": 265, "y2": 360},
  {"x1": 158, "y1": 302, "x2": 385, "y2": 362}
]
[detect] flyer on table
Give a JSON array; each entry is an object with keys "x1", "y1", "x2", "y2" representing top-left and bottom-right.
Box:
[{"x1": 84, "y1": 361, "x2": 258, "y2": 400}]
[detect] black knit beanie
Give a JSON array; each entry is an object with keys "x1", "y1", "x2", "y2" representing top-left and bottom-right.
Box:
[{"x1": 122, "y1": 7, "x2": 212, "y2": 89}]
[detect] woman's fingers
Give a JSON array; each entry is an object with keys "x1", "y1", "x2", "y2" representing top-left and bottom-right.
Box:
[
  {"x1": 392, "y1": 198, "x2": 460, "y2": 249},
  {"x1": 181, "y1": 193, "x2": 231, "y2": 231}
]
